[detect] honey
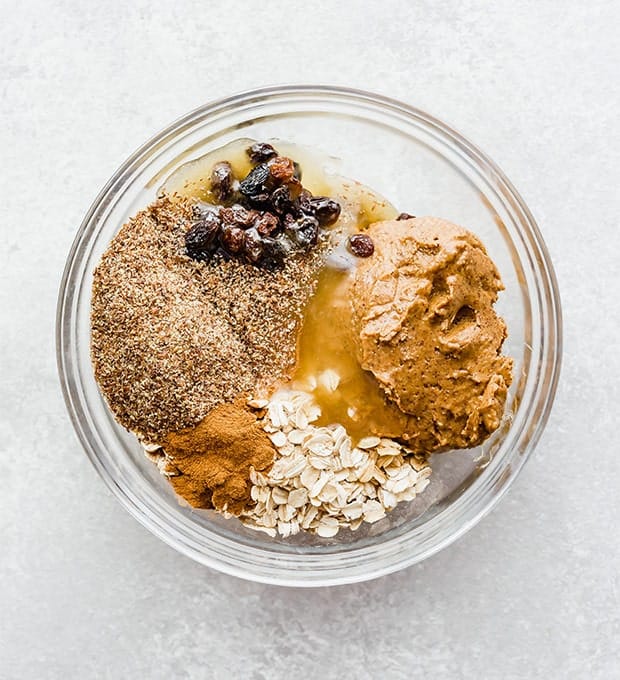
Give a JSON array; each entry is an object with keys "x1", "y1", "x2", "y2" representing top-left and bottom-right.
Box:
[{"x1": 292, "y1": 266, "x2": 400, "y2": 442}]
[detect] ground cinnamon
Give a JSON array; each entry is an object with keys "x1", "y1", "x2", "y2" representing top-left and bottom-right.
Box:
[{"x1": 162, "y1": 400, "x2": 275, "y2": 515}]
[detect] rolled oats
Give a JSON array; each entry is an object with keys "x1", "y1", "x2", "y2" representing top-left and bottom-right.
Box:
[{"x1": 239, "y1": 390, "x2": 432, "y2": 538}]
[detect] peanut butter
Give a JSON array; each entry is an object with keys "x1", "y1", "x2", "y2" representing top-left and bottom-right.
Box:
[{"x1": 350, "y1": 216, "x2": 513, "y2": 453}]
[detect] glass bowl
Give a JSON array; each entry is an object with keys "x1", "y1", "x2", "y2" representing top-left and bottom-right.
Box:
[{"x1": 56, "y1": 86, "x2": 562, "y2": 586}]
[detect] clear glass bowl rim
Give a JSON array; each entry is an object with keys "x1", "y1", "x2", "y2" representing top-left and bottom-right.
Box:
[{"x1": 56, "y1": 85, "x2": 562, "y2": 586}]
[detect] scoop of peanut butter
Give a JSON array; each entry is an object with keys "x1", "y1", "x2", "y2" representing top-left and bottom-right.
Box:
[{"x1": 350, "y1": 217, "x2": 513, "y2": 453}]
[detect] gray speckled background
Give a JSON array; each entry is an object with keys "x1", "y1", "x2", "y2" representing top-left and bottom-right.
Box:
[{"x1": 2, "y1": 1, "x2": 619, "y2": 678}]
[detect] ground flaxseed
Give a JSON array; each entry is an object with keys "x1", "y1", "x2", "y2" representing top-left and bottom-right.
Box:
[{"x1": 91, "y1": 195, "x2": 326, "y2": 441}]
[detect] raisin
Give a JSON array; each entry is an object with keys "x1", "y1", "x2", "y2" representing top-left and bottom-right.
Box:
[
  {"x1": 348, "y1": 233, "x2": 375, "y2": 257},
  {"x1": 185, "y1": 213, "x2": 221, "y2": 261},
  {"x1": 286, "y1": 177, "x2": 302, "y2": 201},
  {"x1": 210, "y1": 161, "x2": 234, "y2": 201},
  {"x1": 243, "y1": 209, "x2": 260, "y2": 226},
  {"x1": 396, "y1": 212, "x2": 415, "y2": 221},
  {"x1": 247, "y1": 142, "x2": 277, "y2": 164},
  {"x1": 220, "y1": 204, "x2": 258, "y2": 228},
  {"x1": 288, "y1": 215, "x2": 319, "y2": 249},
  {"x1": 309, "y1": 197, "x2": 341, "y2": 226},
  {"x1": 268, "y1": 156, "x2": 295, "y2": 183},
  {"x1": 296, "y1": 189, "x2": 313, "y2": 215},
  {"x1": 220, "y1": 226, "x2": 246, "y2": 254},
  {"x1": 243, "y1": 228, "x2": 264, "y2": 263},
  {"x1": 239, "y1": 163, "x2": 271, "y2": 198},
  {"x1": 261, "y1": 236, "x2": 288, "y2": 268},
  {"x1": 255, "y1": 212, "x2": 280, "y2": 236},
  {"x1": 270, "y1": 186, "x2": 292, "y2": 214},
  {"x1": 246, "y1": 192, "x2": 271, "y2": 208},
  {"x1": 220, "y1": 206, "x2": 237, "y2": 225}
]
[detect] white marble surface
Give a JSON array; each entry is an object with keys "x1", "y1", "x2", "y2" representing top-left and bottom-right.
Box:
[{"x1": 2, "y1": 1, "x2": 619, "y2": 677}]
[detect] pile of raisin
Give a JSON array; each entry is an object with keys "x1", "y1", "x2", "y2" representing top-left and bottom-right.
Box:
[{"x1": 184, "y1": 142, "x2": 341, "y2": 268}]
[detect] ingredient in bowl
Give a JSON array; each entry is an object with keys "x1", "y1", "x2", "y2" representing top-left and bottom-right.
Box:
[
  {"x1": 350, "y1": 216, "x2": 513, "y2": 452},
  {"x1": 239, "y1": 390, "x2": 430, "y2": 538},
  {"x1": 247, "y1": 141, "x2": 278, "y2": 163},
  {"x1": 348, "y1": 233, "x2": 375, "y2": 257},
  {"x1": 160, "y1": 400, "x2": 274, "y2": 515}
]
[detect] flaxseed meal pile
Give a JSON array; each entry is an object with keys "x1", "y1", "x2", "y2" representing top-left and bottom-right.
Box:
[
  {"x1": 91, "y1": 139, "x2": 513, "y2": 538},
  {"x1": 91, "y1": 196, "x2": 326, "y2": 441}
]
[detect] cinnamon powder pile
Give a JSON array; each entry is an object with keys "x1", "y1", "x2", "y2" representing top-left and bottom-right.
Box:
[{"x1": 161, "y1": 400, "x2": 274, "y2": 515}]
